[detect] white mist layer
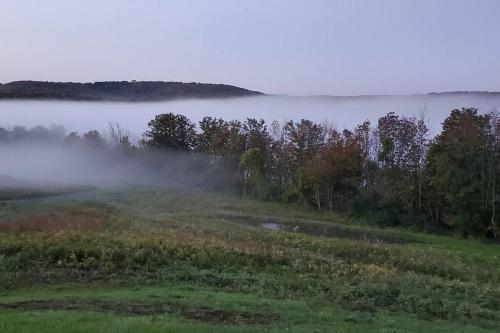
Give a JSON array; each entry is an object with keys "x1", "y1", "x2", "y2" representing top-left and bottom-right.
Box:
[
  {"x1": 0, "y1": 144, "x2": 229, "y2": 189},
  {"x1": 1, "y1": 95, "x2": 499, "y2": 141}
]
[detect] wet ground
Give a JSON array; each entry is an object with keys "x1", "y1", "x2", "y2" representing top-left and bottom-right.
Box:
[
  {"x1": 261, "y1": 222, "x2": 417, "y2": 244},
  {"x1": 223, "y1": 213, "x2": 418, "y2": 244}
]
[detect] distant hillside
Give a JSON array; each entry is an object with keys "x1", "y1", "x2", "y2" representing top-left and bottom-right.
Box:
[
  {"x1": 0, "y1": 81, "x2": 264, "y2": 101},
  {"x1": 306, "y1": 91, "x2": 500, "y2": 101},
  {"x1": 426, "y1": 91, "x2": 500, "y2": 98}
]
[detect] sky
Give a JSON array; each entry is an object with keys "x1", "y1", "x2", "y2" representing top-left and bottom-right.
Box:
[{"x1": 1, "y1": 0, "x2": 499, "y2": 96}]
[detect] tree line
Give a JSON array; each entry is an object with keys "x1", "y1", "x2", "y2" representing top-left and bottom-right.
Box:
[{"x1": 1, "y1": 107, "x2": 499, "y2": 239}]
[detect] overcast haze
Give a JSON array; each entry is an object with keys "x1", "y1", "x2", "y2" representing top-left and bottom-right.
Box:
[{"x1": 1, "y1": 0, "x2": 499, "y2": 96}]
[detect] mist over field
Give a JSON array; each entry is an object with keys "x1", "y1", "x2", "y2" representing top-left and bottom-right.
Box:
[
  {"x1": 1, "y1": 94, "x2": 499, "y2": 141},
  {"x1": 0, "y1": 142, "x2": 230, "y2": 190},
  {"x1": 1, "y1": 93, "x2": 499, "y2": 190}
]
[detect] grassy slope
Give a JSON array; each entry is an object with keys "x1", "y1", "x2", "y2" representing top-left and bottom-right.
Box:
[{"x1": 0, "y1": 186, "x2": 499, "y2": 332}]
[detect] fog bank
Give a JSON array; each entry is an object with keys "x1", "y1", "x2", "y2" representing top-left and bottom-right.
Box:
[
  {"x1": 0, "y1": 143, "x2": 231, "y2": 190},
  {"x1": 1, "y1": 95, "x2": 499, "y2": 140}
]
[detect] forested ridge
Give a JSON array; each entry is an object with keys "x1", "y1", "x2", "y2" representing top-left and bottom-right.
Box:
[
  {"x1": 2, "y1": 107, "x2": 499, "y2": 239},
  {"x1": 0, "y1": 81, "x2": 263, "y2": 101}
]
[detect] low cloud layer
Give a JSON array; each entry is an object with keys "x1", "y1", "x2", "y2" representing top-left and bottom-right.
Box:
[{"x1": 1, "y1": 95, "x2": 499, "y2": 141}]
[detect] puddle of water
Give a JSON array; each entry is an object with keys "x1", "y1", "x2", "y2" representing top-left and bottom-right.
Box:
[{"x1": 262, "y1": 223, "x2": 284, "y2": 231}]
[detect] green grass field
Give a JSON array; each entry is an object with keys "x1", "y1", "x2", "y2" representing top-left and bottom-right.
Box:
[{"x1": 1, "y1": 186, "x2": 499, "y2": 332}]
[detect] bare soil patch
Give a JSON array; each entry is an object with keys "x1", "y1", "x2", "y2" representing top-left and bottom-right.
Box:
[{"x1": 0, "y1": 299, "x2": 279, "y2": 325}]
